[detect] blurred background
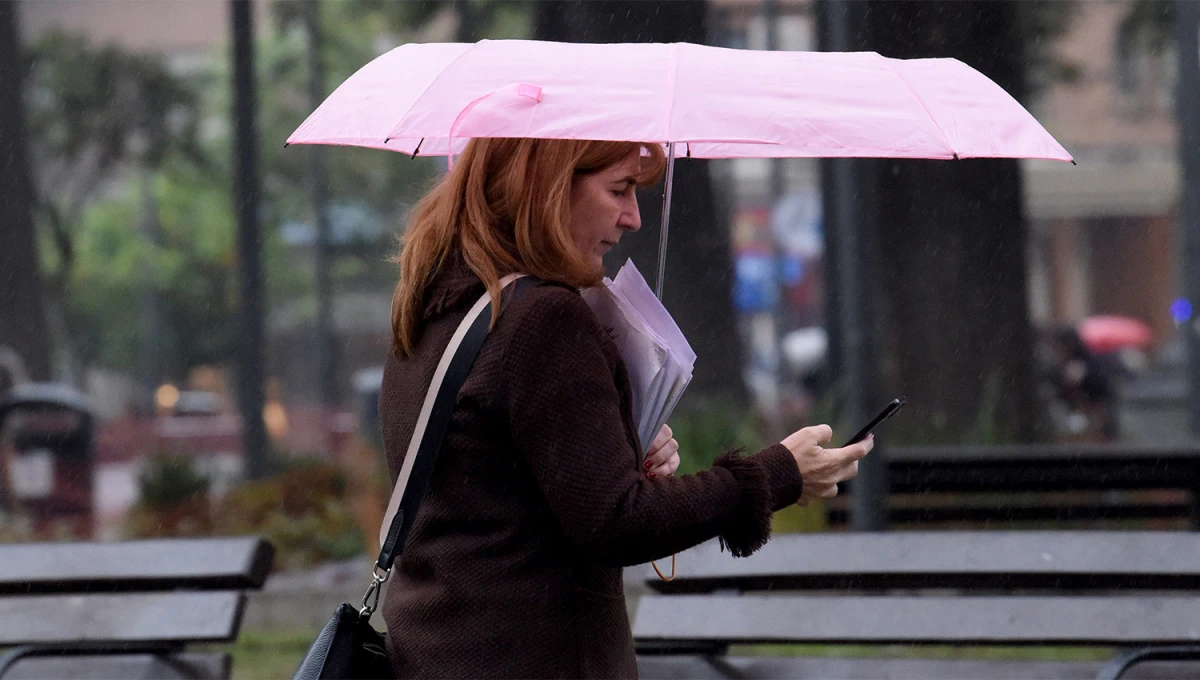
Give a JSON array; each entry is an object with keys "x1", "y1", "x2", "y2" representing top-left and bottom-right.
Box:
[{"x1": 1, "y1": 0, "x2": 1197, "y2": 674}]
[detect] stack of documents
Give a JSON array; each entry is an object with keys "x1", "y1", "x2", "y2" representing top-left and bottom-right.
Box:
[{"x1": 580, "y1": 260, "x2": 696, "y2": 456}]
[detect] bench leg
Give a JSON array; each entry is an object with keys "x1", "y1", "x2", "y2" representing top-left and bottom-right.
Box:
[
  {"x1": 0, "y1": 646, "x2": 33, "y2": 679},
  {"x1": 702, "y1": 655, "x2": 746, "y2": 680},
  {"x1": 1096, "y1": 645, "x2": 1200, "y2": 680}
]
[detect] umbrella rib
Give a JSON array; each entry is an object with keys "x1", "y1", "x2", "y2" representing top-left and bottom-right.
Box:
[
  {"x1": 872, "y1": 52, "x2": 957, "y2": 159},
  {"x1": 383, "y1": 41, "x2": 480, "y2": 151}
]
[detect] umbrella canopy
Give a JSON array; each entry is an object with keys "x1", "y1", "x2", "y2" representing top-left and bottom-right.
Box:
[
  {"x1": 287, "y1": 39, "x2": 1072, "y2": 163},
  {"x1": 1079, "y1": 315, "x2": 1154, "y2": 354}
]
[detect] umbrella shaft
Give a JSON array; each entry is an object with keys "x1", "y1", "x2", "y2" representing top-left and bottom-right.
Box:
[{"x1": 655, "y1": 143, "x2": 677, "y2": 299}]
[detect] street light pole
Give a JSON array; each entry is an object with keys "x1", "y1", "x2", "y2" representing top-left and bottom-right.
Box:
[{"x1": 1178, "y1": 1, "x2": 1200, "y2": 439}]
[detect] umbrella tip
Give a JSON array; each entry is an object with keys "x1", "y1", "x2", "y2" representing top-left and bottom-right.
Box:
[
  {"x1": 283, "y1": 142, "x2": 290, "y2": 148},
  {"x1": 952, "y1": 153, "x2": 960, "y2": 161},
  {"x1": 1071, "y1": 159, "x2": 1078, "y2": 166},
  {"x1": 384, "y1": 137, "x2": 391, "y2": 144}
]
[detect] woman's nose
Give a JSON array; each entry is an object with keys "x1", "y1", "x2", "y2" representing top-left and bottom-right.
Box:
[{"x1": 619, "y1": 198, "x2": 642, "y2": 232}]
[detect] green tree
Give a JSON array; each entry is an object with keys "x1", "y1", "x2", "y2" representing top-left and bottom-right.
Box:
[
  {"x1": 23, "y1": 31, "x2": 205, "y2": 380},
  {"x1": 64, "y1": 156, "x2": 308, "y2": 376},
  {"x1": 27, "y1": 6, "x2": 441, "y2": 382}
]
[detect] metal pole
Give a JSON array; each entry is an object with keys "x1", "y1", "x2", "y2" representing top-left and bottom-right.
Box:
[
  {"x1": 1174, "y1": 0, "x2": 1200, "y2": 528},
  {"x1": 764, "y1": 0, "x2": 786, "y2": 204},
  {"x1": 764, "y1": 0, "x2": 788, "y2": 438},
  {"x1": 305, "y1": 1, "x2": 338, "y2": 440},
  {"x1": 231, "y1": 0, "x2": 269, "y2": 479},
  {"x1": 817, "y1": 0, "x2": 888, "y2": 530},
  {"x1": 1179, "y1": 0, "x2": 1200, "y2": 436},
  {"x1": 655, "y1": 142, "x2": 678, "y2": 299}
]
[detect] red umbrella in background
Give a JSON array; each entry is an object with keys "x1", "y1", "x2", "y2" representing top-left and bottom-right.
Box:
[{"x1": 1079, "y1": 315, "x2": 1154, "y2": 354}]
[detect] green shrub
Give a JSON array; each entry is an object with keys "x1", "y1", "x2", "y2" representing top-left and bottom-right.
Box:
[
  {"x1": 125, "y1": 455, "x2": 214, "y2": 538},
  {"x1": 122, "y1": 453, "x2": 365, "y2": 568},
  {"x1": 215, "y1": 460, "x2": 365, "y2": 570},
  {"x1": 136, "y1": 455, "x2": 211, "y2": 508},
  {"x1": 667, "y1": 400, "x2": 829, "y2": 533},
  {"x1": 668, "y1": 401, "x2": 760, "y2": 475}
]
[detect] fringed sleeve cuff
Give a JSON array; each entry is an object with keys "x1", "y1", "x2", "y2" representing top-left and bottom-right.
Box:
[{"x1": 712, "y1": 445, "x2": 802, "y2": 558}]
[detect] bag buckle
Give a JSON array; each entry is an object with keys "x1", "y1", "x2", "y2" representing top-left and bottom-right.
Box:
[{"x1": 359, "y1": 567, "x2": 391, "y2": 616}]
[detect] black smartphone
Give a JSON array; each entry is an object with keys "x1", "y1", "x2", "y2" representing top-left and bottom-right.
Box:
[{"x1": 841, "y1": 397, "x2": 907, "y2": 447}]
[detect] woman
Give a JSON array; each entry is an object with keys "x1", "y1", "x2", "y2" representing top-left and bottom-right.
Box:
[{"x1": 379, "y1": 137, "x2": 872, "y2": 679}]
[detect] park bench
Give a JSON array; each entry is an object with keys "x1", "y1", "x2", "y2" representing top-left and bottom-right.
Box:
[
  {"x1": 633, "y1": 531, "x2": 1200, "y2": 679},
  {"x1": 829, "y1": 445, "x2": 1200, "y2": 528},
  {"x1": 0, "y1": 536, "x2": 274, "y2": 679}
]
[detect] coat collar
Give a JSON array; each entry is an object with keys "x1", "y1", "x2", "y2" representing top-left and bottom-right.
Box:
[{"x1": 421, "y1": 250, "x2": 487, "y2": 321}]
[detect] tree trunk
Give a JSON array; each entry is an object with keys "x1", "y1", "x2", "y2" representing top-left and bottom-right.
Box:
[
  {"x1": 865, "y1": 1, "x2": 1041, "y2": 443},
  {"x1": 230, "y1": 0, "x2": 271, "y2": 478},
  {"x1": 0, "y1": 1, "x2": 54, "y2": 383},
  {"x1": 532, "y1": 0, "x2": 747, "y2": 405}
]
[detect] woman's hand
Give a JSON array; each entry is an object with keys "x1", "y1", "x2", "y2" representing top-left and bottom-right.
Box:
[
  {"x1": 642, "y1": 424, "x2": 680, "y2": 479},
  {"x1": 781, "y1": 425, "x2": 874, "y2": 506}
]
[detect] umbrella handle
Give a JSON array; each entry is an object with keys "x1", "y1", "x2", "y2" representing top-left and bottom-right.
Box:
[{"x1": 655, "y1": 142, "x2": 678, "y2": 299}]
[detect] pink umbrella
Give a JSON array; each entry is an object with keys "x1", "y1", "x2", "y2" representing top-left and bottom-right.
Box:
[
  {"x1": 1079, "y1": 316, "x2": 1154, "y2": 354},
  {"x1": 289, "y1": 40, "x2": 1070, "y2": 161},
  {"x1": 287, "y1": 39, "x2": 1072, "y2": 293}
]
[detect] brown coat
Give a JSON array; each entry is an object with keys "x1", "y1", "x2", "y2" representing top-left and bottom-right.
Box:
[{"x1": 379, "y1": 255, "x2": 803, "y2": 679}]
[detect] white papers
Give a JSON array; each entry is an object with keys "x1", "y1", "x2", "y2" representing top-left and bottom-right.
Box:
[{"x1": 580, "y1": 260, "x2": 696, "y2": 457}]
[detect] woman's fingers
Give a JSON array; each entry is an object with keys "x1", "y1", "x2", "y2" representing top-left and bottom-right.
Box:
[
  {"x1": 837, "y1": 460, "x2": 859, "y2": 483},
  {"x1": 797, "y1": 480, "x2": 842, "y2": 506},
  {"x1": 648, "y1": 424, "x2": 672, "y2": 453},
  {"x1": 647, "y1": 451, "x2": 681, "y2": 479},
  {"x1": 648, "y1": 436, "x2": 676, "y2": 472}
]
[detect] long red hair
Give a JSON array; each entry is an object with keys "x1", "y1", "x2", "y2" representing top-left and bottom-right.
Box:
[{"x1": 391, "y1": 137, "x2": 666, "y2": 356}]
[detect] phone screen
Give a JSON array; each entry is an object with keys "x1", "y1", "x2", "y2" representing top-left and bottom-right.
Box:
[{"x1": 842, "y1": 397, "x2": 907, "y2": 447}]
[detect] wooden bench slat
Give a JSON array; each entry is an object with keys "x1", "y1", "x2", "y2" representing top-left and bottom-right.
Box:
[
  {"x1": 880, "y1": 450, "x2": 1199, "y2": 494},
  {"x1": 826, "y1": 502, "x2": 1192, "y2": 525},
  {"x1": 0, "y1": 537, "x2": 274, "y2": 594},
  {"x1": 3, "y1": 652, "x2": 230, "y2": 680},
  {"x1": 0, "y1": 592, "x2": 245, "y2": 645},
  {"x1": 632, "y1": 595, "x2": 1200, "y2": 645},
  {"x1": 644, "y1": 533, "x2": 1200, "y2": 593},
  {"x1": 637, "y1": 655, "x2": 1200, "y2": 680},
  {"x1": 886, "y1": 445, "x2": 1200, "y2": 463}
]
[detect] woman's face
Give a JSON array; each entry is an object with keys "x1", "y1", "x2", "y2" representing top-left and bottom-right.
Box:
[{"x1": 568, "y1": 154, "x2": 643, "y2": 270}]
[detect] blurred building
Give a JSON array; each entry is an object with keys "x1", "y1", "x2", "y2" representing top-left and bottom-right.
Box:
[
  {"x1": 709, "y1": 0, "x2": 1181, "y2": 357},
  {"x1": 1023, "y1": 0, "x2": 1179, "y2": 348},
  {"x1": 19, "y1": 0, "x2": 268, "y2": 64}
]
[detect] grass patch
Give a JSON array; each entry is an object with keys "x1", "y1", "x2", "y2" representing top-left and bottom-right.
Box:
[{"x1": 205, "y1": 628, "x2": 321, "y2": 679}]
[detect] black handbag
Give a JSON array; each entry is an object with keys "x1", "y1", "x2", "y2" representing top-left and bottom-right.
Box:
[{"x1": 292, "y1": 275, "x2": 534, "y2": 680}]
